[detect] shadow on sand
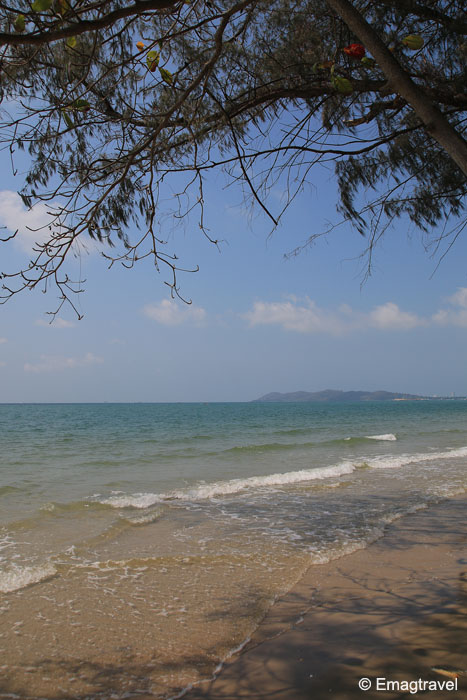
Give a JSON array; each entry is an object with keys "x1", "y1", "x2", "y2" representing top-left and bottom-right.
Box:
[{"x1": 1, "y1": 499, "x2": 466, "y2": 700}]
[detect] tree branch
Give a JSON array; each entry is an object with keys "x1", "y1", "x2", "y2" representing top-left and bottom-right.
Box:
[
  {"x1": 0, "y1": 0, "x2": 180, "y2": 47},
  {"x1": 326, "y1": 0, "x2": 467, "y2": 175}
]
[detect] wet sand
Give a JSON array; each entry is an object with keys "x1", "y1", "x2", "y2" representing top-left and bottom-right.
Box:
[{"x1": 184, "y1": 495, "x2": 467, "y2": 700}]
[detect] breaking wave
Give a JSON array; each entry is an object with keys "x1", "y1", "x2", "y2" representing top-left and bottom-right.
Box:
[
  {"x1": 98, "y1": 462, "x2": 357, "y2": 508},
  {"x1": 365, "y1": 433, "x2": 397, "y2": 441},
  {"x1": 96, "y1": 445, "x2": 467, "y2": 509}
]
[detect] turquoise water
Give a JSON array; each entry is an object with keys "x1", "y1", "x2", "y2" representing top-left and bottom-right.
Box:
[
  {"x1": 2, "y1": 400, "x2": 466, "y2": 514},
  {"x1": 1, "y1": 401, "x2": 466, "y2": 698}
]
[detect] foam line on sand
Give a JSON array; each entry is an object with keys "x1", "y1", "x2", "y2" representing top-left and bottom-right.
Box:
[{"x1": 182, "y1": 494, "x2": 467, "y2": 700}]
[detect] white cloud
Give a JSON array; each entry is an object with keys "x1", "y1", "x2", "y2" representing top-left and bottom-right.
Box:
[
  {"x1": 243, "y1": 299, "x2": 349, "y2": 334},
  {"x1": 35, "y1": 318, "x2": 75, "y2": 328},
  {"x1": 24, "y1": 352, "x2": 103, "y2": 373},
  {"x1": 448, "y1": 287, "x2": 467, "y2": 308},
  {"x1": 243, "y1": 297, "x2": 426, "y2": 334},
  {"x1": 0, "y1": 190, "x2": 57, "y2": 252},
  {"x1": 368, "y1": 302, "x2": 425, "y2": 330},
  {"x1": 143, "y1": 299, "x2": 207, "y2": 326},
  {"x1": 433, "y1": 287, "x2": 467, "y2": 327}
]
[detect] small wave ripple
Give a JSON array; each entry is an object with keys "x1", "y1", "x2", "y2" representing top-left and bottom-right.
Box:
[{"x1": 0, "y1": 563, "x2": 57, "y2": 593}]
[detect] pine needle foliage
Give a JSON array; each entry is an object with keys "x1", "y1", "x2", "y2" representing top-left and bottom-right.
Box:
[{"x1": 0, "y1": 0, "x2": 465, "y2": 313}]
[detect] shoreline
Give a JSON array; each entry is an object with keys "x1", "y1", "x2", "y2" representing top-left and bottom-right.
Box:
[{"x1": 181, "y1": 493, "x2": 467, "y2": 699}]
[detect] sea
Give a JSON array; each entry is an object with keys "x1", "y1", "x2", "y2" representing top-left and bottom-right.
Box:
[{"x1": 1, "y1": 400, "x2": 466, "y2": 699}]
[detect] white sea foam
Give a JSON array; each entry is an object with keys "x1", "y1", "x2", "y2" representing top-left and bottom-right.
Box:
[
  {"x1": 309, "y1": 536, "x2": 382, "y2": 565},
  {"x1": 365, "y1": 445, "x2": 467, "y2": 470},
  {"x1": 0, "y1": 563, "x2": 57, "y2": 593},
  {"x1": 98, "y1": 462, "x2": 357, "y2": 508},
  {"x1": 40, "y1": 502, "x2": 56, "y2": 512},
  {"x1": 307, "y1": 500, "x2": 434, "y2": 565},
  {"x1": 365, "y1": 433, "x2": 397, "y2": 441},
  {"x1": 121, "y1": 508, "x2": 164, "y2": 525},
  {"x1": 96, "y1": 445, "x2": 467, "y2": 509},
  {"x1": 428, "y1": 484, "x2": 467, "y2": 499},
  {"x1": 0, "y1": 533, "x2": 15, "y2": 555},
  {"x1": 380, "y1": 502, "x2": 429, "y2": 524}
]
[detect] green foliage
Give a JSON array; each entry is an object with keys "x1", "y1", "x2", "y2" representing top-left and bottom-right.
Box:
[
  {"x1": 70, "y1": 98, "x2": 90, "y2": 111},
  {"x1": 14, "y1": 14, "x2": 26, "y2": 32},
  {"x1": 61, "y1": 109, "x2": 74, "y2": 128},
  {"x1": 30, "y1": 0, "x2": 53, "y2": 12},
  {"x1": 159, "y1": 67, "x2": 173, "y2": 85},
  {"x1": 332, "y1": 75, "x2": 353, "y2": 95},
  {"x1": 146, "y1": 50, "x2": 160, "y2": 71},
  {"x1": 402, "y1": 34, "x2": 424, "y2": 50}
]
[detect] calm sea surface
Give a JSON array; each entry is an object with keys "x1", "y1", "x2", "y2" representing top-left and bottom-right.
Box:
[{"x1": 1, "y1": 401, "x2": 466, "y2": 698}]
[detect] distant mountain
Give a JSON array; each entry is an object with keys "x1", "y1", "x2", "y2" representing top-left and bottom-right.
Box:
[{"x1": 251, "y1": 389, "x2": 429, "y2": 403}]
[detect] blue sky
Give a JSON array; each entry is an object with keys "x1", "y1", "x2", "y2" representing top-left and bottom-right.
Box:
[{"x1": 0, "y1": 159, "x2": 466, "y2": 402}]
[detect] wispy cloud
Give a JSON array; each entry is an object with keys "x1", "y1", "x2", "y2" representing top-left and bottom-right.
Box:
[
  {"x1": 433, "y1": 287, "x2": 467, "y2": 327},
  {"x1": 243, "y1": 299, "x2": 347, "y2": 334},
  {"x1": 368, "y1": 302, "x2": 425, "y2": 330},
  {"x1": 0, "y1": 190, "x2": 58, "y2": 253},
  {"x1": 448, "y1": 288, "x2": 467, "y2": 308},
  {"x1": 35, "y1": 318, "x2": 75, "y2": 329},
  {"x1": 24, "y1": 352, "x2": 103, "y2": 373},
  {"x1": 143, "y1": 299, "x2": 207, "y2": 326},
  {"x1": 243, "y1": 297, "x2": 427, "y2": 334}
]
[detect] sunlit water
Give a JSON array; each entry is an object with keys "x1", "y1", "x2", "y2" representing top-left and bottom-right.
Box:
[{"x1": 1, "y1": 401, "x2": 466, "y2": 698}]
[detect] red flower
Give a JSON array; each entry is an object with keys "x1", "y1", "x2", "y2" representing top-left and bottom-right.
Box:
[{"x1": 343, "y1": 43, "x2": 365, "y2": 59}]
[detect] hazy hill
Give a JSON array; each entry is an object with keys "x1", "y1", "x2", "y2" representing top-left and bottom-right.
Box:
[{"x1": 251, "y1": 390, "x2": 428, "y2": 403}]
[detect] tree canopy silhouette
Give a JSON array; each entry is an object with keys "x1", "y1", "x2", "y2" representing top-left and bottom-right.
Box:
[{"x1": 0, "y1": 0, "x2": 465, "y2": 316}]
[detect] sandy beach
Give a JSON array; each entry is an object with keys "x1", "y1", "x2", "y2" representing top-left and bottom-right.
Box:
[
  {"x1": 2, "y1": 402, "x2": 467, "y2": 700},
  {"x1": 184, "y1": 495, "x2": 467, "y2": 700}
]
